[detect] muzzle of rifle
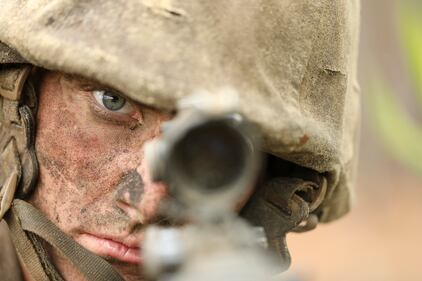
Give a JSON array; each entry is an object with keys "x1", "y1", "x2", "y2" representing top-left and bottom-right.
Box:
[{"x1": 145, "y1": 108, "x2": 262, "y2": 221}]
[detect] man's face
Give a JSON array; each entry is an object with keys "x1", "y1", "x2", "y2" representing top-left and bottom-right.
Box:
[{"x1": 29, "y1": 71, "x2": 172, "y2": 280}]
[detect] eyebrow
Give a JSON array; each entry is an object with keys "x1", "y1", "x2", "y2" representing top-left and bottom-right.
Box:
[
  {"x1": 62, "y1": 72, "x2": 174, "y2": 114},
  {"x1": 63, "y1": 73, "x2": 107, "y2": 89},
  {"x1": 62, "y1": 73, "x2": 127, "y2": 97}
]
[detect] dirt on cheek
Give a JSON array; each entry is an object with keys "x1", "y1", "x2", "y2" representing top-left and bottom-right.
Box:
[
  {"x1": 33, "y1": 72, "x2": 171, "y2": 237},
  {"x1": 36, "y1": 74, "x2": 127, "y2": 193}
]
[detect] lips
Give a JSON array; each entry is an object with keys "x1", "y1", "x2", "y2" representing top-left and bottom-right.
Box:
[{"x1": 76, "y1": 233, "x2": 142, "y2": 264}]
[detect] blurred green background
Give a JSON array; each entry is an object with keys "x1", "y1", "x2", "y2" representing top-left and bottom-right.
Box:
[
  {"x1": 369, "y1": 0, "x2": 422, "y2": 173},
  {"x1": 288, "y1": 0, "x2": 422, "y2": 280}
]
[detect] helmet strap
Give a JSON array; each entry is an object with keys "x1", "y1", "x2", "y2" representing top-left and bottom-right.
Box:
[{"x1": 6, "y1": 199, "x2": 125, "y2": 281}]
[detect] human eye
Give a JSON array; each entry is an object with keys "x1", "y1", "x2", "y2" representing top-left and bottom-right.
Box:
[
  {"x1": 92, "y1": 90, "x2": 135, "y2": 114},
  {"x1": 87, "y1": 89, "x2": 143, "y2": 127}
]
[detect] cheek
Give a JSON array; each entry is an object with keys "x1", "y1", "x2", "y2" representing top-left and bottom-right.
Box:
[
  {"x1": 32, "y1": 73, "x2": 172, "y2": 238},
  {"x1": 36, "y1": 106, "x2": 127, "y2": 193},
  {"x1": 35, "y1": 77, "x2": 154, "y2": 199}
]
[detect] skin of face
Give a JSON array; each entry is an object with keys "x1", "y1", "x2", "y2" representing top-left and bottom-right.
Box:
[
  {"x1": 29, "y1": 70, "x2": 170, "y2": 280},
  {"x1": 27, "y1": 70, "x2": 253, "y2": 281}
]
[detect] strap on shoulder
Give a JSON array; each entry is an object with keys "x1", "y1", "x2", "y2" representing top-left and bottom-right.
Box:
[
  {"x1": 0, "y1": 220, "x2": 24, "y2": 281},
  {"x1": 6, "y1": 199, "x2": 125, "y2": 281}
]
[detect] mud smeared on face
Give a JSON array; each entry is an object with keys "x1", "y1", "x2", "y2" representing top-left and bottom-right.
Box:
[
  {"x1": 29, "y1": 71, "x2": 170, "y2": 281},
  {"x1": 115, "y1": 170, "x2": 145, "y2": 208}
]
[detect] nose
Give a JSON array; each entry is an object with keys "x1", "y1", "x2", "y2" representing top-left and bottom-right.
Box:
[
  {"x1": 136, "y1": 159, "x2": 168, "y2": 224},
  {"x1": 115, "y1": 110, "x2": 171, "y2": 226},
  {"x1": 114, "y1": 159, "x2": 168, "y2": 226}
]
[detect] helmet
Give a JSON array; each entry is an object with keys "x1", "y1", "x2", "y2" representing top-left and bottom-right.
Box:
[{"x1": 0, "y1": 0, "x2": 360, "y2": 271}]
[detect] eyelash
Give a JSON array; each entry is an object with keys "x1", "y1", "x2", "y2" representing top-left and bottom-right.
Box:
[
  {"x1": 86, "y1": 89, "x2": 142, "y2": 127},
  {"x1": 93, "y1": 90, "x2": 133, "y2": 113}
]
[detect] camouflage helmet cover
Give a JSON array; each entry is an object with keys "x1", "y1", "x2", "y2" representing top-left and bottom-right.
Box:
[{"x1": 0, "y1": 0, "x2": 360, "y2": 222}]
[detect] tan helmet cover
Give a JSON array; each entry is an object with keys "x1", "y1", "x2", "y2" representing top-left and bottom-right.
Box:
[{"x1": 0, "y1": 0, "x2": 360, "y2": 222}]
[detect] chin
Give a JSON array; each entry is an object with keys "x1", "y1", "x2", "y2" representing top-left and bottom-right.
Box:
[{"x1": 111, "y1": 262, "x2": 145, "y2": 281}]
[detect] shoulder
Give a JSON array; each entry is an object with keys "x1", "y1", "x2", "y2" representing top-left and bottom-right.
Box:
[{"x1": 0, "y1": 220, "x2": 23, "y2": 281}]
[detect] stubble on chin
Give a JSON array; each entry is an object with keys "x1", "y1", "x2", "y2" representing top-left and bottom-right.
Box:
[{"x1": 108, "y1": 259, "x2": 145, "y2": 281}]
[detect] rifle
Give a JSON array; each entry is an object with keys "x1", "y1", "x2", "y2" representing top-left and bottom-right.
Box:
[{"x1": 142, "y1": 93, "x2": 283, "y2": 281}]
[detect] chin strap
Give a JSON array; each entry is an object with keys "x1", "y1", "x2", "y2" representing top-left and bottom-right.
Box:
[
  {"x1": 241, "y1": 176, "x2": 327, "y2": 271},
  {"x1": 5, "y1": 199, "x2": 125, "y2": 281}
]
